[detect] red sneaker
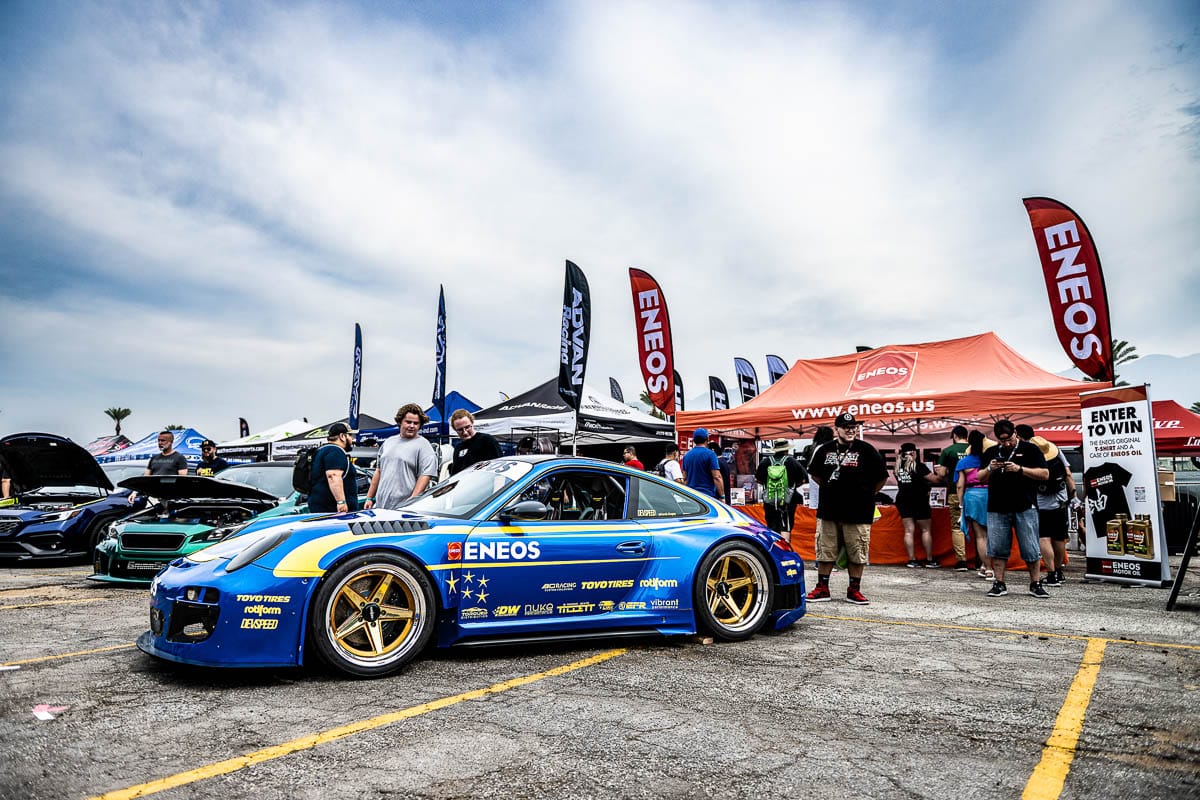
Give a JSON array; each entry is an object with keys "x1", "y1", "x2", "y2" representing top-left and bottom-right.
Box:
[
  {"x1": 845, "y1": 587, "x2": 870, "y2": 605},
  {"x1": 805, "y1": 584, "x2": 831, "y2": 602}
]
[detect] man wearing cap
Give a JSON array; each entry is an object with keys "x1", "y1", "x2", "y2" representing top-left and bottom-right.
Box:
[
  {"x1": 1029, "y1": 434, "x2": 1077, "y2": 587},
  {"x1": 195, "y1": 440, "x2": 229, "y2": 477},
  {"x1": 681, "y1": 428, "x2": 723, "y2": 500},
  {"x1": 805, "y1": 413, "x2": 887, "y2": 605},
  {"x1": 364, "y1": 403, "x2": 438, "y2": 510},
  {"x1": 307, "y1": 423, "x2": 359, "y2": 514},
  {"x1": 755, "y1": 440, "x2": 807, "y2": 534},
  {"x1": 978, "y1": 419, "x2": 1050, "y2": 599}
]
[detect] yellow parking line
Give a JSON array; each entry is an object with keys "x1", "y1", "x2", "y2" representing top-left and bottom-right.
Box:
[
  {"x1": 0, "y1": 598, "x2": 108, "y2": 611},
  {"x1": 807, "y1": 613, "x2": 1200, "y2": 651},
  {"x1": 89, "y1": 648, "x2": 627, "y2": 800},
  {"x1": 1023, "y1": 638, "x2": 1107, "y2": 800},
  {"x1": 2, "y1": 643, "x2": 136, "y2": 667}
]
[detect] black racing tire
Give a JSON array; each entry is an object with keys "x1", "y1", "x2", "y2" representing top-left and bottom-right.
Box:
[
  {"x1": 692, "y1": 541, "x2": 775, "y2": 641},
  {"x1": 308, "y1": 551, "x2": 437, "y2": 678},
  {"x1": 84, "y1": 514, "x2": 119, "y2": 557}
]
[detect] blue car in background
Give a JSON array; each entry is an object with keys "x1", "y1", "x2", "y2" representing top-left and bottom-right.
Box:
[
  {"x1": 139, "y1": 456, "x2": 806, "y2": 678},
  {"x1": 0, "y1": 432, "x2": 144, "y2": 562}
]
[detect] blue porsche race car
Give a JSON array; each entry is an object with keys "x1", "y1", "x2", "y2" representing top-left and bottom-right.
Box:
[{"x1": 139, "y1": 456, "x2": 806, "y2": 677}]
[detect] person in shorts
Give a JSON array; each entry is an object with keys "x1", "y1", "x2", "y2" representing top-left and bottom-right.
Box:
[
  {"x1": 935, "y1": 425, "x2": 971, "y2": 570},
  {"x1": 979, "y1": 419, "x2": 1050, "y2": 599},
  {"x1": 1030, "y1": 435, "x2": 1076, "y2": 587},
  {"x1": 805, "y1": 413, "x2": 887, "y2": 605},
  {"x1": 895, "y1": 442, "x2": 938, "y2": 568}
]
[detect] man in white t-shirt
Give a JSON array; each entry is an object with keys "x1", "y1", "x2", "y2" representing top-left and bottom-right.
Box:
[
  {"x1": 364, "y1": 403, "x2": 438, "y2": 510},
  {"x1": 659, "y1": 443, "x2": 684, "y2": 484}
]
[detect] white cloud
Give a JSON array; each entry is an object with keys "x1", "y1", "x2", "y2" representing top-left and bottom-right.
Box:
[{"x1": 1, "y1": 0, "x2": 1196, "y2": 443}]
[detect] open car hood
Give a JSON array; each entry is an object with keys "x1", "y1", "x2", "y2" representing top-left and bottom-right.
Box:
[
  {"x1": 0, "y1": 432, "x2": 114, "y2": 493},
  {"x1": 119, "y1": 475, "x2": 277, "y2": 502}
]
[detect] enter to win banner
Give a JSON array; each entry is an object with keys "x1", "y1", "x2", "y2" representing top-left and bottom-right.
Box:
[{"x1": 1081, "y1": 384, "x2": 1171, "y2": 586}]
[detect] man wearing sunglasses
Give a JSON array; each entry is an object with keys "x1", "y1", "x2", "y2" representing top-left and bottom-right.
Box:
[{"x1": 978, "y1": 419, "x2": 1050, "y2": 598}]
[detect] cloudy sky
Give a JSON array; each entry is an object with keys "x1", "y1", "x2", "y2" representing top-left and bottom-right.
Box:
[{"x1": 1, "y1": 0, "x2": 1197, "y2": 445}]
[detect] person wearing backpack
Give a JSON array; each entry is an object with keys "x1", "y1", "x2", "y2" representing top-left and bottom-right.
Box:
[
  {"x1": 1030, "y1": 435, "x2": 1077, "y2": 587},
  {"x1": 654, "y1": 444, "x2": 684, "y2": 483},
  {"x1": 755, "y1": 439, "x2": 807, "y2": 534},
  {"x1": 304, "y1": 423, "x2": 359, "y2": 514}
]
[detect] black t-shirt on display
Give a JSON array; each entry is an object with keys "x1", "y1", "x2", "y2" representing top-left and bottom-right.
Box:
[
  {"x1": 808, "y1": 440, "x2": 887, "y2": 524},
  {"x1": 449, "y1": 432, "x2": 502, "y2": 476},
  {"x1": 1083, "y1": 462, "x2": 1133, "y2": 529},
  {"x1": 981, "y1": 440, "x2": 1047, "y2": 513}
]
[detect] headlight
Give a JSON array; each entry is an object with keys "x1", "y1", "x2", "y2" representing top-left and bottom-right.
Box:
[
  {"x1": 188, "y1": 524, "x2": 290, "y2": 567},
  {"x1": 199, "y1": 523, "x2": 244, "y2": 543},
  {"x1": 105, "y1": 522, "x2": 123, "y2": 541},
  {"x1": 38, "y1": 508, "x2": 83, "y2": 522}
]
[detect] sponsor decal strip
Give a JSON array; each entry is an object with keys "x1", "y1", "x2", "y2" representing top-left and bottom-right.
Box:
[{"x1": 87, "y1": 648, "x2": 628, "y2": 800}]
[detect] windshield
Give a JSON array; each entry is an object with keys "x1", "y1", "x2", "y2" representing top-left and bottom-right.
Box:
[
  {"x1": 216, "y1": 466, "x2": 295, "y2": 498},
  {"x1": 101, "y1": 464, "x2": 148, "y2": 485},
  {"x1": 402, "y1": 460, "x2": 534, "y2": 519}
]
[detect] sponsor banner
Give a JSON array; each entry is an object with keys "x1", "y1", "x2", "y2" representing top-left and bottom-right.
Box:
[
  {"x1": 734, "y1": 357, "x2": 759, "y2": 403},
  {"x1": 1081, "y1": 384, "x2": 1170, "y2": 586},
  {"x1": 629, "y1": 268, "x2": 675, "y2": 415},
  {"x1": 766, "y1": 354, "x2": 788, "y2": 385},
  {"x1": 673, "y1": 370, "x2": 684, "y2": 413},
  {"x1": 709, "y1": 376, "x2": 729, "y2": 410},
  {"x1": 559, "y1": 261, "x2": 591, "y2": 411},
  {"x1": 608, "y1": 377, "x2": 624, "y2": 404},
  {"x1": 349, "y1": 323, "x2": 363, "y2": 431},
  {"x1": 432, "y1": 287, "x2": 446, "y2": 411},
  {"x1": 238, "y1": 417, "x2": 250, "y2": 438},
  {"x1": 1023, "y1": 197, "x2": 1113, "y2": 381},
  {"x1": 214, "y1": 442, "x2": 271, "y2": 463}
]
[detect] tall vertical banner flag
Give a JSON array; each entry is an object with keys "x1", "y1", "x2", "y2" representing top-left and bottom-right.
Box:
[
  {"x1": 348, "y1": 323, "x2": 363, "y2": 431},
  {"x1": 432, "y1": 286, "x2": 447, "y2": 424},
  {"x1": 608, "y1": 377, "x2": 624, "y2": 404},
  {"x1": 238, "y1": 418, "x2": 250, "y2": 438},
  {"x1": 1022, "y1": 197, "x2": 1114, "y2": 382},
  {"x1": 709, "y1": 377, "x2": 729, "y2": 410},
  {"x1": 733, "y1": 357, "x2": 759, "y2": 403},
  {"x1": 673, "y1": 370, "x2": 684, "y2": 413},
  {"x1": 558, "y1": 261, "x2": 591, "y2": 411},
  {"x1": 628, "y1": 268, "x2": 675, "y2": 415},
  {"x1": 766, "y1": 354, "x2": 788, "y2": 385},
  {"x1": 1080, "y1": 384, "x2": 1170, "y2": 587}
]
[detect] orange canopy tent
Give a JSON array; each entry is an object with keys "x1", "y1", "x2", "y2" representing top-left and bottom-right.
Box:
[{"x1": 677, "y1": 332, "x2": 1100, "y2": 437}]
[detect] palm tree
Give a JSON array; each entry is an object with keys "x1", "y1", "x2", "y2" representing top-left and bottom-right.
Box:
[
  {"x1": 639, "y1": 390, "x2": 667, "y2": 420},
  {"x1": 104, "y1": 407, "x2": 131, "y2": 437},
  {"x1": 1190, "y1": 401, "x2": 1200, "y2": 415},
  {"x1": 1084, "y1": 339, "x2": 1138, "y2": 385}
]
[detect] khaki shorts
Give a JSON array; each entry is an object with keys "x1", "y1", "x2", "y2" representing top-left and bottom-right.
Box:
[{"x1": 816, "y1": 519, "x2": 871, "y2": 564}]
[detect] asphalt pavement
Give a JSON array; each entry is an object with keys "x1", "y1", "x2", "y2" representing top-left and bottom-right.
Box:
[{"x1": 1, "y1": 557, "x2": 1197, "y2": 800}]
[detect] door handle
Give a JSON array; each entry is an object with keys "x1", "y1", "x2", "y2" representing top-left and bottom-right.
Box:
[{"x1": 616, "y1": 540, "x2": 646, "y2": 556}]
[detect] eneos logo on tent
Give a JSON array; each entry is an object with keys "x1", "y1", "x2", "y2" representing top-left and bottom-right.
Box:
[{"x1": 847, "y1": 351, "x2": 917, "y2": 394}]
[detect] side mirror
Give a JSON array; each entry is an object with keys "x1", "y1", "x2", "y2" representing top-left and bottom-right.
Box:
[{"x1": 499, "y1": 500, "x2": 549, "y2": 524}]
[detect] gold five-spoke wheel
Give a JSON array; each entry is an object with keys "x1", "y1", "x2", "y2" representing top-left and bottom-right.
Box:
[{"x1": 695, "y1": 543, "x2": 773, "y2": 640}]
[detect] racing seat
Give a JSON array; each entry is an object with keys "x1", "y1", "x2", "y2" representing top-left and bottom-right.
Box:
[{"x1": 579, "y1": 478, "x2": 608, "y2": 520}]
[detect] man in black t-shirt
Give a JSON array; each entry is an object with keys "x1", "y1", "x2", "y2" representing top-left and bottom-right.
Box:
[
  {"x1": 145, "y1": 431, "x2": 188, "y2": 476},
  {"x1": 195, "y1": 440, "x2": 229, "y2": 477},
  {"x1": 805, "y1": 413, "x2": 887, "y2": 605},
  {"x1": 306, "y1": 423, "x2": 358, "y2": 514},
  {"x1": 978, "y1": 419, "x2": 1050, "y2": 599},
  {"x1": 755, "y1": 439, "x2": 807, "y2": 534},
  {"x1": 448, "y1": 410, "x2": 502, "y2": 476}
]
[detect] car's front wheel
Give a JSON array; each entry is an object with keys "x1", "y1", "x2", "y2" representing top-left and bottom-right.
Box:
[
  {"x1": 693, "y1": 541, "x2": 774, "y2": 641},
  {"x1": 309, "y1": 552, "x2": 436, "y2": 678}
]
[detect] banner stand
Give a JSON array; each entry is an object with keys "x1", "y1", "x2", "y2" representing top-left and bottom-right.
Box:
[{"x1": 1165, "y1": 504, "x2": 1200, "y2": 611}]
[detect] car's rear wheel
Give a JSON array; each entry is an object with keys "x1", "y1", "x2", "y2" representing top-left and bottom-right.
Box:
[
  {"x1": 693, "y1": 541, "x2": 774, "y2": 641},
  {"x1": 309, "y1": 552, "x2": 436, "y2": 678}
]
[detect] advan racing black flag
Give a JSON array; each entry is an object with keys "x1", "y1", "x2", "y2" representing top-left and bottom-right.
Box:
[
  {"x1": 348, "y1": 323, "x2": 363, "y2": 431},
  {"x1": 709, "y1": 376, "x2": 730, "y2": 410},
  {"x1": 766, "y1": 354, "x2": 788, "y2": 385},
  {"x1": 673, "y1": 370, "x2": 684, "y2": 413},
  {"x1": 734, "y1": 357, "x2": 759, "y2": 403},
  {"x1": 238, "y1": 417, "x2": 250, "y2": 438},
  {"x1": 432, "y1": 286, "x2": 447, "y2": 420},
  {"x1": 558, "y1": 261, "x2": 591, "y2": 411}
]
